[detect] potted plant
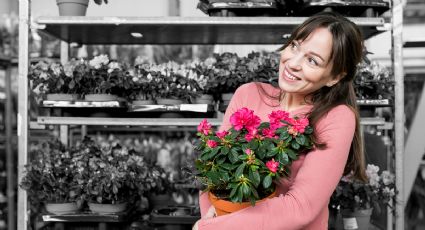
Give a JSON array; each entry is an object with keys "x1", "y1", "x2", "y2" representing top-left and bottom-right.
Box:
[
  {"x1": 329, "y1": 164, "x2": 397, "y2": 230},
  {"x1": 81, "y1": 55, "x2": 132, "y2": 101},
  {"x1": 155, "y1": 71, "x2": 200, "y2": 105},
  {"x1": 75, "y1": 137, "x2": 160, "y2": 213},
  {"x1": 56, "y1": 0, "x2": 108, "y2": 16},
  {"x1": 127, "y1": 64, "x2": 156, "y2": 105},
  {"x1": 29, "y1": 61, "x2": 81, "y2": 102},
  {"x1": 20, "y1": 140, "x2": 83, "y2": 214},
  {"x1": 193, "y1": 107, "x2": 315, "y2": 215}
]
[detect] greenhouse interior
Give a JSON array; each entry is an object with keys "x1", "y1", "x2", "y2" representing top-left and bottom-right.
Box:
[{"x1": 0, "y1": 0, "x2": 425, "y2": 229}]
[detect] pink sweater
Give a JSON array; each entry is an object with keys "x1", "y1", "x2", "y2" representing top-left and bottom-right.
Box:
[{"x1": 198, "y1": 82, "x2": 355, "y2": 230}]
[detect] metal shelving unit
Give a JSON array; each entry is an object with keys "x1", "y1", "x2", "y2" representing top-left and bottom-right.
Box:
[{"x1": 17, "y1": 1, "x2": 404, "y2": 230}]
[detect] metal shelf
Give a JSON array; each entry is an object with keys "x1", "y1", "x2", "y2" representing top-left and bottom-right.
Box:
[
  {"x1": 404, "y1": 37, "x2": 425, "y2": 48},
  {"x1": 37, "y1": 117, "x2": 222, "y2": 127},
  {"x1": 35, "y1": 16, "x2": 386, "y2": 45},
  {"x1": 37, "y1": 116, "x2": 386, "y2": 127}
]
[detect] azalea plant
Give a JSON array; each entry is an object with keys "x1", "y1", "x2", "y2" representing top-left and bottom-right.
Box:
[
  {"x1": 194, "y1": 107, "x2": 314, "y2": 205},
  {"x1": 20, "y1": 140, "x2": 83, "y2": 205},
  {"x1": 73, "y1": 137, "x2": 163, "y2": 205},
  {"x1": 330, "y1": 164, "x2": 397, "y2": 213}
]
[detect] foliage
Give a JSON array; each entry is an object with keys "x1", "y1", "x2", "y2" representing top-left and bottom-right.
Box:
[
  {"x1": 354, "y1": 51, "x2": 394, "y2": 100},
  {"x1": 79, "y1": 54, "x2": 134, "y2": 96},
  {"x1": 74, "y1": 137, "x2": 166, "y2": 204},
  {"x1": 194, "y1": 107, "x2": 314, "y2": 205},
  {"x1": 29, "y1": 60, "x2": 82, "y2": 101},
  {"x1": 20, "y1": 140, "x2": 83, "y2": 205},
  {"x1": 330, "y1": 164, "x2": 397, "y2": 213}
]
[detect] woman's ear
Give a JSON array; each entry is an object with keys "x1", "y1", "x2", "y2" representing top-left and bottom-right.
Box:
[{"x1": 326, "y1": 72, "x2": 346, "y2": 87}]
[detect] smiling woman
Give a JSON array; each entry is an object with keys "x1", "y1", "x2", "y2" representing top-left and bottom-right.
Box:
[{"x1": 193, "y1": 12, "x2": 366, "y2": 230}]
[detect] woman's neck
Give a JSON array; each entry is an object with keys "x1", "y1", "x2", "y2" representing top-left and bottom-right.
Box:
[{"x1": 280, "y1": 93, "x2": 311, "y2": 112}]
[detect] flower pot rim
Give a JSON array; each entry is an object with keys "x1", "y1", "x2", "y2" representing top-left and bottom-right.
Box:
[{"x1": 208, "y1": 189, "x2": 276, "y2": 215}]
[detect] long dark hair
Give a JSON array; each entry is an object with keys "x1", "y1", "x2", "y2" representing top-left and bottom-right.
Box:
[{"x1": 257, "y1": 12, "x2": 367, "y2": 181}]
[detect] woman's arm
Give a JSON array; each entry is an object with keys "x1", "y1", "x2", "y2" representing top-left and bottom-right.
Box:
[{"x1": 198, "y1": 105, "x2": 356, "y2": 230}]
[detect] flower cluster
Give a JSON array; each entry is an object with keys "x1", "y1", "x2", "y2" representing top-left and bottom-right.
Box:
[
  {"x1": 330, "y1": 164, "x2": 397, "y2": 213},
  {"x1": 194, "y1": 107, "x2": 314, "y2": 205}
]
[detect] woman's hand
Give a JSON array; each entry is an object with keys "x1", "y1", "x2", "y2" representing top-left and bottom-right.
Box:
[{"x1": 193, "y1": 206, "x2": 217, "y2": 230}]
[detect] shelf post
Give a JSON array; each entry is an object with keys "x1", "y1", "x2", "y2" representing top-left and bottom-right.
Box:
[
  {"x1": 18, "y1": 1, "x2": 30, "y2": 230},
  {"x1": 392, "y1": 0, "x2": 405, "y2": 229}
]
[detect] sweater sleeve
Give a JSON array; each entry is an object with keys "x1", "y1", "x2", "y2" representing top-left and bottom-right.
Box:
[{"x1": 198, "y1": 105, "x2": 356, "y2": 230}]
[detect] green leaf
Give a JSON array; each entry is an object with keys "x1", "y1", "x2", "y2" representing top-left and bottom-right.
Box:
[
  {"x1": 229, "y1": 150, "x2": 239, "y2": 164},
  {"x1": 249, "y1": 170, "x2": 261, "y2": 187},
  {"x1": 263, "y1": 174, "x2": 272, "y2": 189},
  {"x1": 241, "y1": 183, "x2": 250, "y2": 196},
  {"x1": 238, "y1": 154, "x2": 248, "y2": 160},
  {"x1": 277, "y1": 152, "x2": 289, "y2": 164},
  {"x1": 304, "y1": 126, "x2": 313, "y2": 135},
  {"x1": 222, "y1": 147, "x2": 230, "y2": 155},
  {"x1": 291, "y1": 141, "x2": 300, "y2": 150},
  {"x1": 221, "y1": 163, "x2": 238, "y2": 170},
  {"x1": 266, "y1": 148, "x2": 279, "y2": 157},
  {"x1": 229, "y1": 185, "x2": 238, "y2": 198},
  {"x1": 235, "y1": 162, "x2": 246, "y2": 178},
  {"x1": 287, "y1": 149, "x2": 298, "y2": 160},
  {"x1": 296, "y1": 135, "x2": 306, "y2": 145},
  {"x1": 249, "y1": 141, "x2": 259, "y2": 150},
  {"x1": 216, "y1": 156, "x2": 226, "y2": 164}
]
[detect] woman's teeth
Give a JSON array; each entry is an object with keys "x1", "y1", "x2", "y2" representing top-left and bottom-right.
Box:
[{"x1": 284, "y1": 69, "x2": 299, "y2": 80}]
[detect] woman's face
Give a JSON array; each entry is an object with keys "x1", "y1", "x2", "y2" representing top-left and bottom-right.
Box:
[{"x1": 278, "y1": 27, "x2": 341, "y2": 98}]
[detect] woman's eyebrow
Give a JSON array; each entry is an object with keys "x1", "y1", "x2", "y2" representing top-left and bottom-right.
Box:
[{"x1": 308, "y1": 51, "x2": 325, "y2": 62}]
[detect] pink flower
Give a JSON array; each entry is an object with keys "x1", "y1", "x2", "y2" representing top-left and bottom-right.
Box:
[
  {"x1": 230, "y1": 107, "x2": 261, "y2": 131},
  {"x1": 197, "y1": 119, "x2": 212, "y2": 135},
  {"x1": 206, "y1": 140, "x2": 218, "y2": 148},
  {"x1": 245, "y1": 128, "x2": 261, "y2": 142},
  {"x1": 268, "y1": 110, "x2": 290, "y2": 130},
  {"x1": 216, "y1": 130, "x2": 229, "y2": 139},
  {"x1": 266, "y1": 159, "x2": 279, "y2": 173},
  {"x1": 245, "y1": 149, "x2": 253, "y2": 155},
  {"x1": 289, "y1": 117, "x2": 309, "y2": 134},
  {"x1": 262, "y1": 128, "x2": 276, "y2": 139},
  {"x1": 245, "y1": 132, "x2": 254, "y2": 142}
]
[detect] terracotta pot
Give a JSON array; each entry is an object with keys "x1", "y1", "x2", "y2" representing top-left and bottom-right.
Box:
[
  {"x1": 88, "y1": 202, "x2": 127, "y2": 214},
  {"x1": 84, "y1": 94, "x2": 118, "y2": 101},
  {"x1": 336, "y1": 208, "x2": 373, "y2": 230},
  {"x1": 208, "y1": 190, "x2": 276, "y2": 216},
  {"x1": 45, "y1": 202, "x2": 80, "y2": 214},
  {"x1": 56, "y1": 0, "x2": 89, "y2": 16},
  {"x1": 46, "y1": 93, "x2": 79, "y2": 101}
]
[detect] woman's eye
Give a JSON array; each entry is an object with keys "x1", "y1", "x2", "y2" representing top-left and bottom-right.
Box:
[
  {"x1": 290, "y1": 42, "x2": 298, "y2": 50},
  {"x1": 308, "y1": 57, "x2": 318, "y2": 66}
]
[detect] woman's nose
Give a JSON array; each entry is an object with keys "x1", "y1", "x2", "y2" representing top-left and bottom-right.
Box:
[{"x1": 287, "y1": 53, "x2": 303, "y2": 71}]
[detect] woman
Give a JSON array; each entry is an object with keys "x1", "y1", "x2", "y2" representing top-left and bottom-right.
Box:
[{"x1": 193, "y1": 12, "x2": 367, "y2": 230}]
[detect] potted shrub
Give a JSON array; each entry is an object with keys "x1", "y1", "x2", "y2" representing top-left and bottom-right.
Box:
[
  {"x1": 29, "y1": 61, "x2": 81, "y2": 102},
  {"x1": 329, "y1": 164, "x2": 397, "y2": 230},
  {"x1": 56, "y1": 0, "x2": 108, "y2": 16},
  {"x1": 193, "y1": 107, "x2": 315, "y2": 215},
  {"x1": 20, "y1": 140, "x2": 83, "y2": 214},
  {"x1": 75, "y1": 137, "x2": 160, "y2": 213}
]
